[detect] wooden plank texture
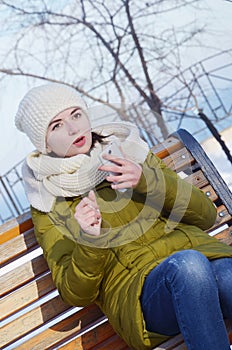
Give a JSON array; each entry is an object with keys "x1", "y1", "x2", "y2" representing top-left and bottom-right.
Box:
[
  {"x1": 57, "y1": 320, "x2": 129, "y2": 350},
  {"x1": 214, "y1": 227, "x2": 232, "y2": 246},
  {"x1": 184, "y1": 170, "x2": 209, "y2": 188},
  {"x1": 0, "y1": 228, "x2": 37, "y2": 265},
  {"x1": 160, "y1": 147, "x2": 194, "y2": 171},
  {"x1": 1, "y1": 295, "x2": 72, "y2": 348},
  {"x1": 215, "y1": 205, "x2": 232, "y2": 227},
  {"x1": 0, "y1": 211, "x2": 33, "y2": 244},
  {"x1": 15, "y1": 305, "x2": 105, "y2": 350},
  {"x1": 1, "y1": 272, "x2": 55, "y2": 320},
  {"x1": 0, "y1": 255, "x2": 48, "y2": 297},
  {"x1": 151, "y1": 137, "x2": 183, "y2": 159}
]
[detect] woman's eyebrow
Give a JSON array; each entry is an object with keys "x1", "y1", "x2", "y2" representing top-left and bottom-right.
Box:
[
  {"x1": 48, "y1": 118, "x2": 62, "y2": 127},
  {"x1": 70, "y1": 107, "x2": 81, "y2": 115}
]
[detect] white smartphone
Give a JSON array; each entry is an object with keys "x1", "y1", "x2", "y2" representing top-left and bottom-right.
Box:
[
  {"x1": 99, "y1": 141, "x2": 127, "y2": 192},
  {"x1": 99, "y1": 141, "x2": 124, "y2": 164}
]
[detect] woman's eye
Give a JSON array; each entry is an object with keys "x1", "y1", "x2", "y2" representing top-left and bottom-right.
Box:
[
  {"x1": 72, "y1": 112, "x2": 81, "y2": 119},
  {"x1": 52, "y1": 122, "x2": 62, "y2": 131}
]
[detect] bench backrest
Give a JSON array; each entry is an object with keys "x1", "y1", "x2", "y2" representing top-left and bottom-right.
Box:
[{"x1": 1, "y1": 129, "x2": 232, "y2": 350}]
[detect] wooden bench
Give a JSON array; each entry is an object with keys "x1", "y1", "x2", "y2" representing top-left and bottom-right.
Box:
[{"x1": 1, "y1": 129, "x2": 232, "y2": 350}]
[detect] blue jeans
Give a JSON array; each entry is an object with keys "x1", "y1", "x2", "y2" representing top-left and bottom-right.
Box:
[{"x1": 140, "y1": 250, "x2": 232, "y2": 350}]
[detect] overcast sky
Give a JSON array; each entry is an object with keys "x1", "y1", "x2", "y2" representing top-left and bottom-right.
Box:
[{"x1": 0, "y1": 0, "x2": 231, "y2": 175}]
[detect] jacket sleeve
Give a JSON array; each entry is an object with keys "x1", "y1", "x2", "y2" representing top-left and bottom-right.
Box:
[
  {"x1": 31, "y1": 206, "x2": 109, "y2": 307},
  {"x1": 135, "y1": 151, "x2": 217, "y2": 230}
]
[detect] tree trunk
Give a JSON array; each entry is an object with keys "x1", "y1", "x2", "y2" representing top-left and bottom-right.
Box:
[{"x1": 146, "y1": 94, "x2": 169, "y2": 139}]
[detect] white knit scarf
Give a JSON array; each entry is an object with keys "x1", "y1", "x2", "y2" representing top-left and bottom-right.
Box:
[{"x1": 22, "y1": 122, "x2": 149, "y2": 212}]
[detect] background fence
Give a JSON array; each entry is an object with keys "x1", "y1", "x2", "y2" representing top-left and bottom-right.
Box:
[{"x1": 0, "y1": 160, "x2": 29, "y2": 224}]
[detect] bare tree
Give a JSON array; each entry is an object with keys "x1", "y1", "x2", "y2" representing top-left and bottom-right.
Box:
[
  {"x1": 158, "y1": 49, "x2": 232, "y2": 163},
  {"x1": 0, "y1": 0, "x2": 205, "y2": 139}
]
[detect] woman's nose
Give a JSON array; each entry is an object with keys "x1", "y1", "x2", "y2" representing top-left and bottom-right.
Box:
[{"x1": 66, "y1": 121, "x2": 79, "y2": 135}]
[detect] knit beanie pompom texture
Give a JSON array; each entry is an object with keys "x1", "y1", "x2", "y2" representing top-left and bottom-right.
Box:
[{"x1": 15, "y1": 83, "x2": 88, "y2": 153}]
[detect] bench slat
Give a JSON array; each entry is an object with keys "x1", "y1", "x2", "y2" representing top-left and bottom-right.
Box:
[
  {"x1": 56, "y1": 319, "x2": 128, "y2": 350},
  {"x1": 0, "y1": 255, "x2": 48, "y2": 297},
  {"x1": 151, "y1": 137, "x2": 183, "y2": 159},
  {"x1": 1, "y1": 295, "x2": 72, "y2": 348},
  {"x1": 0, "y1": 228, "x2": 37, "y2": 266},
  {"x1": 161, "y1": 147, "x2": 194, "y2": 172},
  {"x1": 201, "y1": 184, "x2": 217, "y2": 201},
  {"x1": 214, "y1": 205, "x2": 232, "y2": 227},
  {"x1": 184, "y1": 170, "x2": 208, "y2": 188},
  {"x1": 214, "y1": 227, "x2": 232, "y2": 246},
  {"x1": 14, "y1": 305, "x2": 105, "y2": 350},
  {"x1": 0, "y1": 212, "x2": 33, "y2": 244},
  {"x1": 1, "y1": 272, "x2": 55, "y2": 320}
]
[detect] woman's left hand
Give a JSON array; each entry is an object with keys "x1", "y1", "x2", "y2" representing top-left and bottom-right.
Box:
[{"x1": 99, "y1": 154, "x2": 142, "y2": 191}]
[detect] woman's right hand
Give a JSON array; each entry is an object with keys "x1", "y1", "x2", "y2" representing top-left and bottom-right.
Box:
[{"x1": 74, "y1": 190, "x2": 102, "y2": 236}]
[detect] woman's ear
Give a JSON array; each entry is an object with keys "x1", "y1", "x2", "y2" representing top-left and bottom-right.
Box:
[{"x1": 46, "y1": 145, "x2": 52, "y2": 153}]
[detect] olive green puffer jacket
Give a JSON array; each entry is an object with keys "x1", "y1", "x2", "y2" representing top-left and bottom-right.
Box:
[{"x1": 31, "y1": 151, "x2": 232, "y2": 349}]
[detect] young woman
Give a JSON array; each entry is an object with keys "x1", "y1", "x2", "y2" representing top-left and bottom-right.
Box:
[{"x1": 15, "y1": 83, "x2": 232, "y2": 350}]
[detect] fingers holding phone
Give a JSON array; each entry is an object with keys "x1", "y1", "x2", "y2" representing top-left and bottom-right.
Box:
[{"x1": 99, "y1": 142, "x2": 142, "y2": 191}]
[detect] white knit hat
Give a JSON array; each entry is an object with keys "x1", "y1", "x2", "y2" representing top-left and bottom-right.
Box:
[{"x1": 15, "y1": 83, "x2": 88, "y2": 153}]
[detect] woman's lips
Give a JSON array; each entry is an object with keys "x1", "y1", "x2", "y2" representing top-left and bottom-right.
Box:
[{"x1": 73, "y1": 136, "x2": 86, "y2": 147}]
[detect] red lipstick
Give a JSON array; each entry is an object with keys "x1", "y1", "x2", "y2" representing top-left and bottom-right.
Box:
[{"x1": 73, "y1": 136, "x2": 86, "y2": 147}]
